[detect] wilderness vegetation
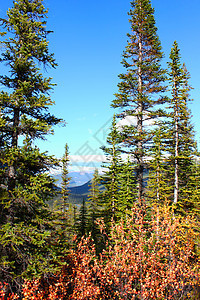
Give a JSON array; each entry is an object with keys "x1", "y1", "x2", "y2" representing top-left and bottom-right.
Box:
[{"x1": 0, "y1": 0, "x2": 199, "y2": 299}]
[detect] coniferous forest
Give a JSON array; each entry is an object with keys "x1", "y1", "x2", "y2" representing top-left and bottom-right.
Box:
[{"x1": 0, "y1": 0, "x2": 200, "y2": 299}]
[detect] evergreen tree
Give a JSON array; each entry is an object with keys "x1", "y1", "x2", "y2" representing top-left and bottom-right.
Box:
[
  {"x1": 55, "y1": 143, "x2": 72, "y2": 252},
  {"x1": 112, "y1": 0, "x2": 167, "y2": 200},
  {"x1": 146, "y1": 123, "x2": 172, "y2": 205},
  {"x1": 0, "y1": 0, "x2": 62, "y2": 288},
  {"x1": 67, "y1": 203, "x2": 75, "y2": 233},
  {"x1": 61, "y1": 143, "x2": 71, "y2": 214},
  {"x1": 100, "y1": 115, "x2": 123, "y2": 225},
  {"x1": 187, "y1": 158, "x2": 200, "y2": 219},
  {"x1": 87, "y1": 169, "x2": 101, "y2": 241},
  {"x1": 147, "y1": 43, "x2": 198, "y2": 215},
  {"x1": 167, "y1": 41, "x2": 197, "y2": 211},
  {"x1": 73, "y1": 204, "x2": 78, "y2": 234},
  {"x1": 117, "y1": 157, "x2": 137, "y2": 218},
  {"x1": 76, "y1": 197, "x2": 88, "y2": 239}
]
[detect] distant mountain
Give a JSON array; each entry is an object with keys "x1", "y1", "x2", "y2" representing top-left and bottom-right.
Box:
[
  {"x1": 53, "y1": 179, "x2": 92, "y2": 205},
  {"x1": 69, "y1": 180, "x2": 91, "y2": 195},
  {"x1": 50, "y1": 171, "x2": 95, "y2": 205},
  {"x1": 53, "y1": 176, "x2": 105, "y2": 205},
  {"x1": 51, "y1": 169, "x2": 149, "y2": 206}
]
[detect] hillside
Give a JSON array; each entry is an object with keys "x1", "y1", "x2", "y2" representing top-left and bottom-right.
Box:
[
  {"x1": 52, "y1": 169, "x2": 149, "y2": 206},
  {"x1": 50, "y1": 180, "x2": 91, "y2": 207}
]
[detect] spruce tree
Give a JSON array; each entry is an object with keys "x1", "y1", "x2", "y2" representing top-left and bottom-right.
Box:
[
  {"x1": 76, "y1": 197, "x2": 88, "y2": 239},
  {"x1": 148, "y1": 43, "x2": 198, "y2": 215},
  {"x1": 87, "y1": 169, "x2": 101, "y2": 242},
  {"x1": 73, "y1": 204, "x2": 78, "y2": 235},
  {"x1": 100, "y1": 115, "x2": 123, "y2": 225},
  {"x1": 112, "y1": 0, "x2": 167, "y2": 199},
  {"x1": 146, "y1": 123, "x2": 172, "y2": 205},
  {"x1": 55, "y1": 143, "x2": 72, "y2": 252},
  {"x1": 0, "y1": 0, "x2": 62, "y2": 288},
  {"x1": 187, "y1": 158, "x2": 200, "y2": 219},
  {"x1": 167, "y1": 41, "x2": 198, "y2": 212},
  {"x1": 117, "y1": 157, "x2": 137, "y2": 218},
  {"x1": 61, "y1": 143, "x2": 71, "y2": 214}
]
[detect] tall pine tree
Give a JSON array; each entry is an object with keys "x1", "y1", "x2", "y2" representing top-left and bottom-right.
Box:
[
  {"x1": 167, "y1": 41, "x2": 198, "y2": 212},
  {"x1": 0, "y1": 0, "x2": 62, "y2": 288},
  {"x1": 112, "y1": 0, "x2": 167, "y2": 199}
]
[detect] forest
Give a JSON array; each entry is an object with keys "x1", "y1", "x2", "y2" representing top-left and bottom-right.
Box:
[{"x1": 0, "y1": 0, "x2": 199, "y2": 299}]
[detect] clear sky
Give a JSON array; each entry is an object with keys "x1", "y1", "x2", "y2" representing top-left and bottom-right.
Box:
[{"x1": 1, "y1": 0, "x2": 200, "y2": 173}]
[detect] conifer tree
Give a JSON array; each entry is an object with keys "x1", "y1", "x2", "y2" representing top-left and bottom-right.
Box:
[
  {"x1": 167, "y1": 41, "x2": 197, "y2": 211},
  {"x1": 100, "y1": 115, "x2": 123, "y2": 225},
  {"x1": 87, "y1": 169, "x2": 101, "y2": 243},
  {"x1": 76, "y1": 197, "x2": 88, "y2": 239},
  {"x1": 0, "y1": 0, "x2": 62, "y2": 287},
  {"x1": 55, "y1": 143, "x2": 72, "y2": 251},
  {"x1": 148, "y1": 43, "x2": 198, "y2": 215},
  {"x1": 73, "y1": 204, "x2": 78, "y2": 234},
  {"x1": 61, "y1": 143, "x2": 71, "y2": 214},
  {"x1": 187, "y1": 158, "x2": 200, "y2": 219},
  {"x1": 112, "y1": 0, "x2": 167, "y2": 199},
  {"x1": 117, "y1": 157, "x2": 137, "y2": 218},
  {"x1": 67, "y1": 202, "x2": 75, "y2": 233},
  {"x1": 146, "y1": 124, "x2": 172, "y2": 205}
]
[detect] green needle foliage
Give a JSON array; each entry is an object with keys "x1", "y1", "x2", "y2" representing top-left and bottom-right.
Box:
[
  {"x1": 112, "y1": 0, "x2": 167, "y2": 200},
  {"x1": 101, "y1": 116, "x2": 137, "y2": 228},
  {"x1": 61, "y1": 143, "x2": 71, "y2": 214},
  {"x1": 87, "y1": 169, "x2": 104, "y2": 253},
  {"x1": 117, "y1": 156, "x2": 137, "y2": 218},
  {"x1": 147, "y1": 42, "x2": 199, "y2": 216},
  {"x1": 100, "y1": 115, "x2": 123, "y2": 226},
  {"x1": 167, "y1": 41, "x2": 198, "y2": 213},
  {"x1": 54, "y1": 143, "x2": 73, "y2": 254},
  {"x1": 0, "y1": 0, "x2": 63, "y2": 289},
  {"x1": 87, "y1": 169, "x2": 101, "y2": 241},
  {"x1": 146, "y1": 123, "x2": 172, "y2": 206},
  {"x1": 76, "y1": 197, "x2": 88, "y2": 239}
]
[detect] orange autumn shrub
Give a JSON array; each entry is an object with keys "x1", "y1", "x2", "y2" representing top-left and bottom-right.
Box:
[
  {"x1": 69, "y1": 204, "x2": 200, "y2": 299},
  {"x1": 0, "y1": 282, "x2": 19, "y2": 299},
  {"x1": 21, "y1": 255, "x2": 75, "y2": 300},
  {"x1": 1, "y1": 204, "x2": 199, "y2": 299}
]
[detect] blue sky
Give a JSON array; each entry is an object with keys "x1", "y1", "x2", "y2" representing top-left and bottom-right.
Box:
[{"x1": 1, "y1": 0, "x2": 200, "y2": 173}]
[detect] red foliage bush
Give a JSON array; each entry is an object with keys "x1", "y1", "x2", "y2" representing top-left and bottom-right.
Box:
[
  {"x1": 1, "y1": 204, "x2": 199, "y2": 299},
  {"x1": 68, "y1": 205, "x2": 200, "y2": 299}
]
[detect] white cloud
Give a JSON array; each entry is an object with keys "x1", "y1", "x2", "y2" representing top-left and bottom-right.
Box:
[
  {"x1": 117, "y1": 116, "x2": 137, "y2": 127},
  {"x1": 49, "y1": 155, "x2": 107, "y2": 175},
  {"x1": 49, "y1": 166, "x2": 62, "y2": 175},
  {"x1": 69, "y1": 154, "x2": 107, "y2": 163},
  {"x1": 49, "y1": 164, "x2": 106, "y2": 175},
  {"x1": 117, "y1": 113, "x2": 155, "y2": 128},
  {"x1": 68, "y1": 165, "x2": 105, "y2": 174}
]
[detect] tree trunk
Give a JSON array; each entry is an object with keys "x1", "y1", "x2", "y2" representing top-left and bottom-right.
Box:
[
  {"x1": 8, "y1": 108, "x2": 19, "y2": 193},
  {"x1": 137, "y1": 27, "x2": 143, "y2": 201},
  {"x1": 174, "y1": 80, "x2": 179, "y2": 204}
]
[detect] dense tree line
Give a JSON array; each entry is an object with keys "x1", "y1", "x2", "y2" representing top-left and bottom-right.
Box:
[{"x1": 0, "y1": 0, "x2": 199, "y2": 298}]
